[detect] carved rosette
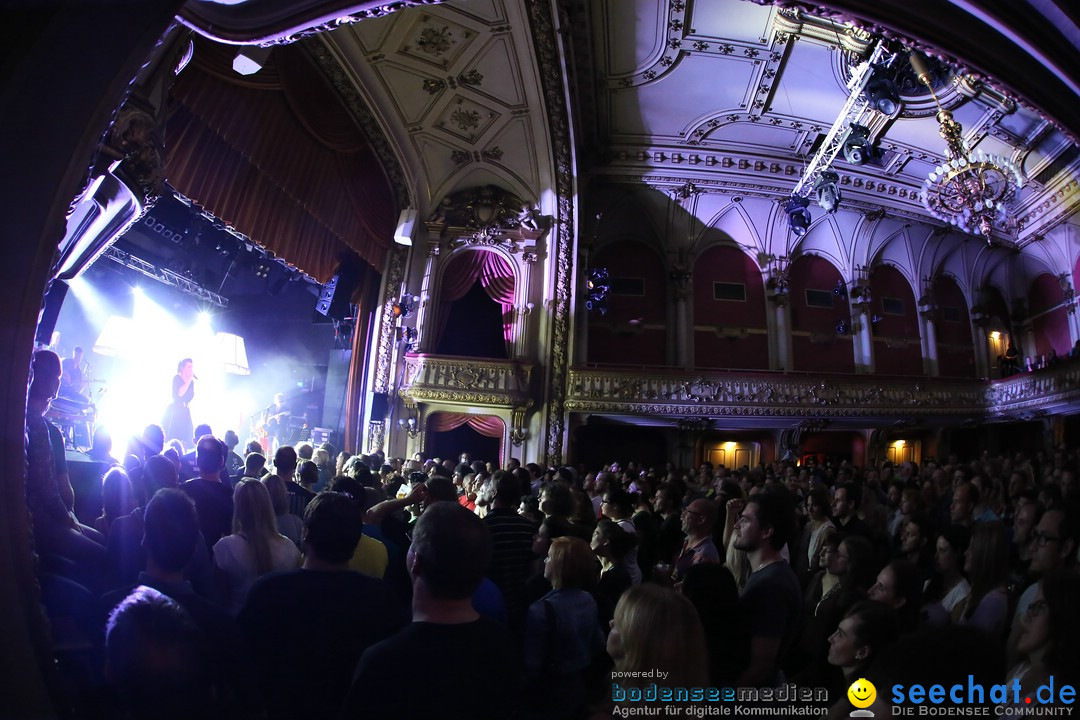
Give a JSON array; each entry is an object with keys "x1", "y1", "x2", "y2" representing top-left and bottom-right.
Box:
[{"x1": 107, "y1": 106, "x2": 165, "y2": 200}]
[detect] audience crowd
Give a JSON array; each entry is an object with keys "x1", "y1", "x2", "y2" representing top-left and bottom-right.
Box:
[{"x1": 23, "y1": 350, "x2": 1080, "y2": 718}]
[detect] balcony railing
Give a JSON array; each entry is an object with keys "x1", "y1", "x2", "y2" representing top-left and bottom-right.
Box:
[
  {"x1": 401, "y1": 354, "x2": 533, "y2": 407},
  {"x1": 402, "y1": 353, "x2": 1080, "y2": 421}
]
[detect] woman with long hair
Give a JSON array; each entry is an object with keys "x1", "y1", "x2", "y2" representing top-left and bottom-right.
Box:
[
  {"x1": 924, "y1": 525, "x2": 970, "y2": 626},
  {"x1": 606, "y1": 585, "x2": 708, "y2": 697},
  {"x1": 261, "y1": 474, "x2": 304, "y2": 548},
  {"x1": 212, "y1": 478, "x2": 300, "y2": 614},
  {"x1": 959, "y1": 521, "x2": 1010, "y2": 635},
  {"x1": 522, "y1": 536, "x2": 604, "y2": 720}
]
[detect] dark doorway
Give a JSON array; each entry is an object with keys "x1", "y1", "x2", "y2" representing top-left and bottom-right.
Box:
[
  {"x1": 572, "y1": 422, "x2": 666, "y2": 471},
  {"x1": 436, "y1": 281, "x2": 507, "y2": 358},
  {"x1": 427, "y1": 422, "x2": 501, "y2": 466}
]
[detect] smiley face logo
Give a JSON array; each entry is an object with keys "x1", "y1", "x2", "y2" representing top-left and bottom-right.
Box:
[{"x1": 847, "y1": 678, "x2": 876, "y2": 709}]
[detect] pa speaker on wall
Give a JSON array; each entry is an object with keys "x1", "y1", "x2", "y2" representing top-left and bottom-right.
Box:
[
  {"x1": 370, "y1": 391, "x2": 390, "y2": 420},
  {"x1": 394, "y1": 208, "x2": 417, "y2": 247},
  {"x1": 315, "y1": 263, "x2": 362, "y2": 321}
]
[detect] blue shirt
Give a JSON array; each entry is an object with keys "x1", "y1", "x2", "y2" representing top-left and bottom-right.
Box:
[{"x1": 522, "y1": 588, "x2": 604, "y2": 677}]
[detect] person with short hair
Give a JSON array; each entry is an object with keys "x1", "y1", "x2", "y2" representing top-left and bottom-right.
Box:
[
  {"x1": 672, "y1": 498, "x2": 720, "y2": 583},
  {"x1": 181, "y1": 434, "x2": 234, "y2": 549},
  {"x1": 733, "y1": 491, "x2": 802, "y2": 686},
  {"x1": 343, "y1": 503, "x2": 518, "y2": 720},
  {"x1": 239, "y1": 492, "x2": 404, "y2": 720}
]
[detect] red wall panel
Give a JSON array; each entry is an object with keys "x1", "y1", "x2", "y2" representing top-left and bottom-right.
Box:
[
  {"x1": 871, "y1": 265, "x2": 923, "y2": 376},
  {"x1": 788, "y1": 255, "x2": 854, "y2": 373},
  {"x1": 693, "y1": 245, "x2": 768, "y2": 369},
  {"x1": 934, "y1": 276, "x2": 976, "y2": 378},
  {"x1": 588, "y1": 240, "x2": 668, "y2": 366},
  {"x1": 1029, "y1": 273, "x2": 1070, "y2": 356}
]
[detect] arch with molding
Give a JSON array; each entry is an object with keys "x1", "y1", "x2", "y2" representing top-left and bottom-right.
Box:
[{"x1": 787, "y1": 254, "x2": 854, "y2": 373}]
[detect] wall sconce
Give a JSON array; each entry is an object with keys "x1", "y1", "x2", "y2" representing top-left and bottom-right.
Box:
[
  {"x1": 398, "y1": 405, "x2": 420, "y2": 438},
  {"x1": 510, "y1": 426, "x2": 528, "y2": 446},
  {"x1": 833, "y1": 279, "x2": 847, "y2": 299}
]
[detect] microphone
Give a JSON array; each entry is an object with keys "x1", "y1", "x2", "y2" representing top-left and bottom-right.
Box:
[{"x1": 193, "y1": 374, "x2": 199, "y2": 380}]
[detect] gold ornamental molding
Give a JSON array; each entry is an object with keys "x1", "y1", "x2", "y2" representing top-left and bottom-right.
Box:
[
  {"x1": 566, "y1": 364, "x2": 1080, "y2": 420},
  {"x1": 401, "y1": 354, "x2": 533, "y2": 409}
]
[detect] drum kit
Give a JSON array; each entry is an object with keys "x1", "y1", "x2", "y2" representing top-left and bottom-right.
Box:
[{"x1": 46, "y1": 379, "x2": 106, "y2": 451}]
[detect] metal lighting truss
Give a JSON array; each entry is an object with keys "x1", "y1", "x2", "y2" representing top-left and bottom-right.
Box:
[
  {"x1": 791, "y1": 41, "x2": 897, "y2": 199},
  {"x1": 103, "y1": 245, "x2": 229, "y2": 308}
]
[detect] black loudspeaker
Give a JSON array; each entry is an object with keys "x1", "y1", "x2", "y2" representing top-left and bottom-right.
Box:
[
  {"x1": 36, "y1": 280, "x2": 69, "y2": 347},
  {"x1": 315, "y1": 263, "x2": 362, "y2": 321},
  {"x1": 370, "y1": 392, "x2": 390, "y2": 420}
]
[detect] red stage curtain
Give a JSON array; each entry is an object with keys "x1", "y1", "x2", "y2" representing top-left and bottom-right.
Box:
[
  {"x1": 427, "y1": 412, "x2": 505, "y2": 459},
  {"x1": 433, "y1": 250, "x2": 516, "y2": 354},
  {"x1": 165, "y1": 37, "x2": 394, "y2": 283}
]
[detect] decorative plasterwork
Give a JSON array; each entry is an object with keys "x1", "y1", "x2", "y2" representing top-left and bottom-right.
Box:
[
  {"x1": 400, "y1": 354, "x2": 533, "y2": 408},
  {"x1": 305, "y1": 41, "x2": 413, "y2": 210},
  {"x1": 425, "y1": 184, "x2": 546, "y2": 240},
  {"x1": 525, "y1": 0, "x2": 575, "y2": 466}
]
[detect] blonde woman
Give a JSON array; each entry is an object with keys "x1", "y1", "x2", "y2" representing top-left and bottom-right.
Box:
[
  {"x1": 213, "y1": 478, "x2": 300, "y2": 614},
  {"x1": 605, "y1": 584, "x2": 708, "y2": 709}
]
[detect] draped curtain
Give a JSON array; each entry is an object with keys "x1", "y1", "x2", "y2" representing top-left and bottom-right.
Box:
[
  {"x1": 165, "y1": 37, "x2": 394, "y2": 283},
  {"x1": 434, "y1": 250, "x2": 516, "y2": 356},
  {"x1": 427, "y1": 412, "x2": 505, "y2": 459}
]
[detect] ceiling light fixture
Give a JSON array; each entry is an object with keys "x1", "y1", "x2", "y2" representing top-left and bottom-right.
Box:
[
  {"x1": 911, "y1": 52, "x2": 1022, "y2": 239},
  {"x1": 814, "y1": 171, "x2": 842, "y2": 213},
  {"x1": 785, "y1": 196, "x2": 812, "y2": 236}
]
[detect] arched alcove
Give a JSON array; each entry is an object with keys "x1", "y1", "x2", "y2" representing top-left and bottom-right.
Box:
[
  {"x1": 933, "y1": 275, "x2": 976, "y2": 378},
  {"x1": 1028, "y1": 273, "x2": 1070, "y2": 357},
  {"x1": 788, "y1": 255, "x2": 854, "y2": 373},
  {"x1": 692, "y1": 244, "x2": 768, "y2": 370},
  {"x1": 432, "y1": 249, "x2": 516, "y2": 359},
  {"x1": 588, "y1": 239, "x2": 668, "y2": 366},
  {"x1": 870, "y1": 264, "x2": 922, "y2": 376}
]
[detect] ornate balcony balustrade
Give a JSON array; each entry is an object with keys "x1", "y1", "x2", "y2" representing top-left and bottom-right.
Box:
[
  {"x1": 401, "y1": 354, "x2": 533, "y2": 407},
  {"x1": 565, "y1": 360, "x2": 1080, "y2": 422}
]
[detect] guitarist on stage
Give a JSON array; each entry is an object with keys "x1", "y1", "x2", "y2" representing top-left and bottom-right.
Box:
[{"x1": 260, "y1": 393, "x2": 292, "y2": 455}]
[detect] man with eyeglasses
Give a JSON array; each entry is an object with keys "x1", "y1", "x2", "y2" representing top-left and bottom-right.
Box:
[
  {"x1": 672, "y1": 498, "x2": 720, "y2": 583},
  {"x1": 1005, "y1": 505, "x2": 1078, "y2": 665}
]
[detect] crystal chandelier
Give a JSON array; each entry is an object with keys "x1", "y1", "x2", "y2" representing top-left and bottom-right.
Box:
[{"x1": 911, "y1": 53, "x2": 1022, "y2": 239}]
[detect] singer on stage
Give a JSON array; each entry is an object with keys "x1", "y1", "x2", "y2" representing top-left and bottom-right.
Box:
[{"x1": 163, "y1": 357, "x2": 195, "y2": 447}]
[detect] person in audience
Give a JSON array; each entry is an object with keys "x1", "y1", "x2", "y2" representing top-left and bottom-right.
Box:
[
  {"x1": 1006, "y1": 504, "x2": 1078, "y2": 662},
  {"x1": 652, "y1": 485, "x2": 686, "y2": 571},
  {"x1": 222, "y1": 430, "x2": 243, "y2": 477},
  {"x1": 925, "y1": 525, "x2": 971, "y2": 625},
  {"x1": 342, "y1": 502, "x2": 518, "y2": 720},
  {"x1": 831, "y1": 482, "x2": 870, "y2": 538},
  {"x1": 103, "y1": 587, "x2": 216, "y2": 720},
  {"x1": 734, "y1": 491, "x2": 802, "y2": 686},
  {"x1": 606, "y1": 585, "x2": 708, "y2": 703},
  {"x1": 795, "y1": 485, "x2": 835, "y2": 587},
  {"x1": 260, "y1": 473, "x2": 303, "y2": 548},
  {"x1": 212, "y1": 478, "x2": 300, "y2": 614},
  {"x1": 591, "y1": 518, "x2": 636, "y2": 626},
  {"x1": 94, "y1": 466, "x2": 135, "y2": 540},
  {"x1": 484, "y1": 469, "x2": 537, "y2": 634},
  {"x1": 680, "y1": 562, "x2": 748, "y2": 685},
  {"x1": 960, "y1": 521, "x2": 1010, "y2": 634},
  {"x1": 521, "y1": 536, "x2": 604, "y2": 720},
  {"x1": 181, "y1": 434, "x2": 234, "y2": 549},
  {"x1": 239, "y1": 491, "x2": 404, "y2": 720},
  {"x1": 1004, "y1": 569, "x2": 1080, "y2": 710},
  {"x1": 825, "y1": 601, "x2": 900, "y2": 714},
  {"x1": 600, "y1": 488, "x2": 642, "y2": 585},
  {"x1": 672, "y1": 498, "x2": 720, "y2": 584},
  {"x1": 241, "y1": 451, "x2": 266, "y2": 480},
  {"x1": 867, "y1": 559, "x2": 923, "y2": 633}
]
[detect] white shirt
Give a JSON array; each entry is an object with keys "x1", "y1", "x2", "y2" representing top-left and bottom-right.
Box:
[{"x1": 213, "y1": 532, "x2": 301, "y2": 614}]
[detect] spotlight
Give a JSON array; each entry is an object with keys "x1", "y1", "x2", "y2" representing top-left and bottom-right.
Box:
[
  {"x1": 392, "y1": 295, "x2": 418, "y2": 319},
  {"x1": 814, "y1": 171, "x2": 841, "y2": 214},
  {"x1": 864, "y1": 65, "x2": 901, "y2": 116},
  {"x1": 785, "y1": 196, "x2": 812, "y2": 236},
  {"x1": 836, "y1": 319, "x2": 850, "y2": 335},
  {"x1": 398, "y1": 327, "x2": 418, "y2": 347},
  {"x1": 586, "y1": 267, "x2": 610, "y2": 315},
  {"x1": 253, "y1": 258, "x2": 272, "y2": 279},
  {"x1": 842, "y1": 123, "x2": 876, "y2": 166},
  {"x1": 833, "y1": 279, "x2": 847, "y2": 298}
]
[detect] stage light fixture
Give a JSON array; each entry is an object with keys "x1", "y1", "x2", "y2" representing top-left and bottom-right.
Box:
[
  {"x1": 833, "y1": 279, "x2": 847, "y2": 298},
  {"x1": 835, "y1": 319, "x2": 850, "y2": 335},
  {"x1": 842, "y1": 123, "x2": 876, "y2": 166},
  {"x1": 864, "y1": 65, "x2": 900, "y2": 116},
  {"x1": 814, "y1": 171, "x2": 842, "y2": 214},
  {"x1": 785, "y1": 196, "x2": 812, "y2": 236},
  {"x1": 391, "y1": 295, "x2": 418, "y2": 319},
  {"x1": 586, "y1": 267, "x2": 610, "y2": 315}
]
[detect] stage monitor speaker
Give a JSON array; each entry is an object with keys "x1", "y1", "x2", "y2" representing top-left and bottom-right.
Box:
[
  {"x1": 370, "y1": 391, "x2": 390, "y2": 420},
  {"x1": 315, "y1": 263, "x2": 362, "y2": 321},
  {"x1": 36, "y1": 280, "x2": 69, "y2": 347}
]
